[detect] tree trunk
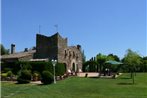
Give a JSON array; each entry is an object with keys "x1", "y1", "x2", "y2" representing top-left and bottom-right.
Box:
[
  {"x1": 130, "y1": 72, "x2": 133, "y2": 78},
  {"x1": 132, "y1": 72, "x2": 135, "y2": 84},
  {"x1": 99, "y1": 65, "x2": 102, "y2": 77}
]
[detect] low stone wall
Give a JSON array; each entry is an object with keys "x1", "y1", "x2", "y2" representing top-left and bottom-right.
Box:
[{"x1": 77, "y1": 72, "x2": 99, "y2": 77}]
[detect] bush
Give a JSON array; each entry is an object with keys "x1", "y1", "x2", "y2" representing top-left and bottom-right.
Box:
[
  {"x1": 32, "y1": 71, "x2": 41, "y2": 81},
  {"x1": 7, "y1": 71, "x2": 13, "y2": 77},
  {"x1": 17, "y1": 70, "x2": 32, "y2": 84},
  {"x1": 1, "y1": 73, "x2": 8, "y2": 80},
  {"x1": 55, "y1": 63, "x2": 66, "y2": 76},
  {"x1": 41, "y1": 71, "x2": 53, "y2": 84}
]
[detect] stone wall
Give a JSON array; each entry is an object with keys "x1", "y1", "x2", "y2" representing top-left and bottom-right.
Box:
[
  {"x1": 35, "y1": 33, "x2": 83, "y2": 72},
  {"x1": 2, "y1": 33, "x2": 84, "y2": 72},
  {"x1": 58, "y1": 44, "x2": 82, "y2": 72},
  {"x1": 35, "y1": 34, "x2": 58, "y2": 60},
  {"x1": 57, "y1": 34, "x2": 67, "y2": 62},
  {"x1": 66, "y1": 46, "x2": 82, "y2": 72}
]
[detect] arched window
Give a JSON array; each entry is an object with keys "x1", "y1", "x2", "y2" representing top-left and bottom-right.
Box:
[{"x1": 64, "y1": 50, "x2": 67, "y2": 58}]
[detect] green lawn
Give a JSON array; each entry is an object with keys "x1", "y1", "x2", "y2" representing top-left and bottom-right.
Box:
[{"x1": 1, "y1": 73, "x2": 147, "y2": 98}]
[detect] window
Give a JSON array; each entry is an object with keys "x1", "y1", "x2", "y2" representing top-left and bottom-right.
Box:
[
  {"x1": 64, "y1": 50, "x2": 67, "y2": 58},
  {"x1": 73, "y1": 51, "x2": 75, "y2": 58}
]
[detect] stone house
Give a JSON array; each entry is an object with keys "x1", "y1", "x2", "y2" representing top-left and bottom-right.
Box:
[{"x1": 1, "y1": 33, "x2": 83, "y2": 72}]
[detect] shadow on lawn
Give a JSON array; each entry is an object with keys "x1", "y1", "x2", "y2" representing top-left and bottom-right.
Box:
[
  {"x1": 37, "y1": 83, "x2": 53, "y2": 86},
  {"x1": 15, "y1": 82, "x2": 30, "y2": 84},
  {"x1": 89, "y1": 77, "x2": 100, "y2": 79},
  {"x1": 117, "y1": 82, "x2": 133, "y2": 85},
  {"x1": 89, "y1": 77, "x2": 113, "y2": 79},
  {"x1": 119, "y1": 77, "x2": 131, "y2": 79}
]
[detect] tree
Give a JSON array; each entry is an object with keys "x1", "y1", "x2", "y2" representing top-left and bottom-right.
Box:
[
  {"x1": 106, "y1": 54, "x2": 121, "y2": 75},
  {"x1": 140, "y1": 56, "x2": 147, "y2": 72},
  {"x1": 123, "y1": 49, "x2": 142, "y2": 84},
  {"x1": 82, "y1": 50, "x2": 86, "y2": 63},
  {"x1": 143, "y1": 56, "x2": 147, "y2": 60},
  {"x1": 96, "y1": 53, "x2": 107, "y2": 76},
  {"x1": 0, "y1": 44, "x2": 9, "y2": 55},
  {"x1": 107, "y1": 54, "x2": 120, "y2": 61},
  {"x1": 82, "y1": 61, "x2": 97, "y2": 72}
]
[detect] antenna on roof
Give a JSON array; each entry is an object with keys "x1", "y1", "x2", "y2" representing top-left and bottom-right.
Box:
[
  {"x1": 39, "y1": 25, "x2": 41, "y2": 34},
  {"x1": 54, "y1": 24, "x2": 58, "y2": 33}
]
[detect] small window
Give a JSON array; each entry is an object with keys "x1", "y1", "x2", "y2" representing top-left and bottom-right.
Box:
[
  {"x1": 64, "y1": 50, "x2": 67, "y2": 58},
  {"x1": 73, "y1": 51, "x2": 75, "y2": 58},
  {"x1": 65, "y1": 50, "x2": 67, "y2": 55},
  {"x1": 76, "y1": 54, "x2": 79, "y2": 60}
]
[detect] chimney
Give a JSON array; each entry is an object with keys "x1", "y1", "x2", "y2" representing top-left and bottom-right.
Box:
[
  {"x1": 77, "y1": 45, "x2": 81, "y2": 50},
  {"x1": 11, "y1": 44, "x2": 15, "y2": 54},
  {"x1": 24, "y1": 48, "x2": 28, "y2": 52}
]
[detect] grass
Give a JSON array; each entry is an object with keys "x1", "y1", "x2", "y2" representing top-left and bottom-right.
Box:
[{"x1": 1, "y1": 73, "x2": 147, "y2": 98}]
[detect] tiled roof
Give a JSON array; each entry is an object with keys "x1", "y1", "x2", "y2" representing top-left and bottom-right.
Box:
[
  {"x1": 1, "y1": 50, "x2": 36, "y2": 59},
  {"x1": 30, "y1": 58, "x2": 48, "y2": 61}
]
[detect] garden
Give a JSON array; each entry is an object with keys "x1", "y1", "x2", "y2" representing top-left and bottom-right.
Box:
[
  {"x1": 1, "y1": 61, "x2": 67, "y2": 84},
  {"x1": 1, "y1": 73, "x2": 147, "y2": 98},
  {"x1": 1, "y1": 49, "x2": 147, "y2": 98}
]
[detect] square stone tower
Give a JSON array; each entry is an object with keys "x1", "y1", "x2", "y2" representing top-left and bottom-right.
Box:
[{"x1": 35, "y1": 33, "x2": 83, "y2": 72}]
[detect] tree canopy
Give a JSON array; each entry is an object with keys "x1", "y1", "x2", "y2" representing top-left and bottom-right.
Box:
[
  {"x1": 1, "y1": 44, "x2": 9, "y2": 55},
  {"x1": 123, "y1": 49, "x2": 142, "y2": 68}
]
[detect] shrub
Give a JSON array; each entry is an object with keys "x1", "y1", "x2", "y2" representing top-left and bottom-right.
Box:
[
  {"x1": 7, "y1": 71, "x2": 13, "y2": 77},
  {"x1": 1, "y1": 73, "x2": 8, "y2": 80},
  {"x1": 32, "y1": 71, "x2": 41, "y2": 81},
  {"x1": 41, "y1": 71, "x2": 53, "y2": 84},
  {"x1": 55, "y1": 63, "x2": 66, "y2": 76},
  {"x1": 17, "y1": 70, "x2": 32, "y2": 84}
]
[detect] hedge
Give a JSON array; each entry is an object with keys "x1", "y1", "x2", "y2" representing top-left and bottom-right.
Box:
[
  {"x1": 1, "y1": 61, "x2": 66, "y2": 76},
  {"x1": 55, "y1": 63, "x2": 66, "y2": 76}
]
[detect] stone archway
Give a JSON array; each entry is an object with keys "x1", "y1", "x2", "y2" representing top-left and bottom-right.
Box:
[
  {"x1": 70, "y1": 59, "x2": 77, "y2": 72},
  {"x1": 72, "y1": 63, "x2": 76, "y2": 72}
]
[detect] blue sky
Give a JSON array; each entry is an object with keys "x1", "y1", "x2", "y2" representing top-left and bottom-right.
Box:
[{"x1": 2, "y1": 0, "x2": 146, "y2": 60}]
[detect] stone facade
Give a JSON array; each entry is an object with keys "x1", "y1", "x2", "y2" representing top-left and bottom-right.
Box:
[
  {"x1": 35, "y1": 33, "x2": 83, "y2": 72},
  {"x1": 2, "y1": 33, "x2": 83, "y2": 72},
  {"x1": 35, "y1": 34, "x2": 58, "y2": 59}
]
